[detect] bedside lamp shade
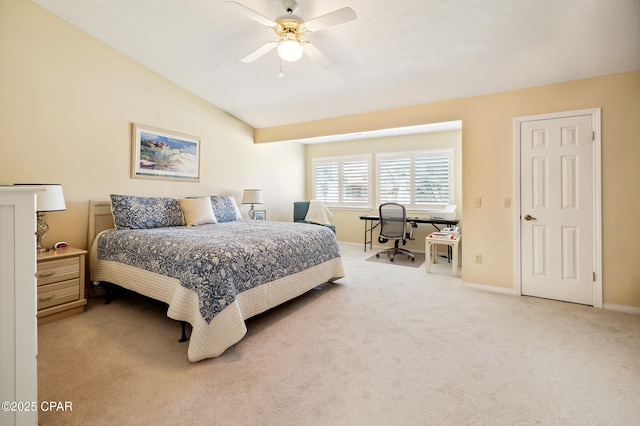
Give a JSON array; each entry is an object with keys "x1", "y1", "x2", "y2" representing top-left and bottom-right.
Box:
[
  {"x1": 241, "y1": 189, "x2": 263, "y2": 205},
  {"x1": 36, "y1": 184, "x2": 67, "y2": 212},
  {"x1": 241, "y1": 189, "x2": 263, "y2": 219}
]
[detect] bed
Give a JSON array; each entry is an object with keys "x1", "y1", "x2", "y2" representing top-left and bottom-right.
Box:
[{"x1": 88, "y1": 195, "x2": 344, "y2": 362}]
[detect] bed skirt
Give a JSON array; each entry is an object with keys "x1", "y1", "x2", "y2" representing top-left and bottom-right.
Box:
[{"x1": 90, "y1": 248, "x2": 344, "y2": 362}]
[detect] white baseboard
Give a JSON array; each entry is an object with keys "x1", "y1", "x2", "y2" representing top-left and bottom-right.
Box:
[
  {"x1": 602, "y1": 303, "x2": 640, "y2": 315},
  {"x1": 337, "y1": 241, "x2": 362, "y2": 248},
  {"x1": 461, "y1": 284, "x2": 640, "y2": 314},
  {"x1": 461, "y1": 281, "x2": 518, "y2": 296}
]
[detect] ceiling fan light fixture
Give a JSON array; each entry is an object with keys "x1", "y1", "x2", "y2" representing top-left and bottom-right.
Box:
[{"x1": 278, "y1": 38, "x2": 303, "y2": 62}]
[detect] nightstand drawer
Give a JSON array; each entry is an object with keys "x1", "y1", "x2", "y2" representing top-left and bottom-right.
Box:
[
  {"x1": 36, "y1": 257, "x2": 80, "y2": 286},
  {"x1": 37, "y1": 279, "x2": 80, "y2": 310},
  {"x1": 36, "y1": 247, "x2": 87, "y2": 324}
]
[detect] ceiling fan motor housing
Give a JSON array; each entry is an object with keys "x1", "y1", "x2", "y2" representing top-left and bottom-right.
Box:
[{"x1": 274, "y1": 17, "x2": 307, "y2": 39}]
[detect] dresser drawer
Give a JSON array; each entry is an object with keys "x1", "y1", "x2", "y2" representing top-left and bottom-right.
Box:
[
  {"x1": 37, "y1": 279, "x2": 80, "y2": 310},
  {"x1": 36, "y1": 257, "x2": 80, "y2": 286}
]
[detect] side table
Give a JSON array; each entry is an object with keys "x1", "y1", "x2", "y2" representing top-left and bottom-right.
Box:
[
  {"x1": 36, "y1": 247, "x2": 87, "y2": 324},
  {"x1": 425, "y1": 235, "x2": 461, "y2": 277}
]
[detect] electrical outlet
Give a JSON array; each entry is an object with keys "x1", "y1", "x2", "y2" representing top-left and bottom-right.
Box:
[
  {"x1": 474, "y1": 198, "x2": 482, "y2": 207},
  {"x1": 504, "y1": 197, "x2": 511, "y2": 208},
  {"x1": 475, "y1": 254, "x2": 482, "y2": 264}
]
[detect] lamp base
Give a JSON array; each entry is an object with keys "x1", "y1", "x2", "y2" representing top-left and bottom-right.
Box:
[{"x1": 35, "y1": 212, "x2": 50, "y2": 253}]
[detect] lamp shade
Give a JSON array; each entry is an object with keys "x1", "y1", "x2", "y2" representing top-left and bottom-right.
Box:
[
  {"x1": 241, "y1": 189, "x2": 263, "y2": 205},
  {"x1": 15, "y1": 184, "x2": 66, "y2": 212},
  {"x1": 37, "y1": 184, "x2": 66, "y2": 212}
]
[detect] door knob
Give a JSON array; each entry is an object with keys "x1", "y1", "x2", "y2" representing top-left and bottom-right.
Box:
[{"x1": 524, "y1": 214, "x2": 537, "y2": 221}]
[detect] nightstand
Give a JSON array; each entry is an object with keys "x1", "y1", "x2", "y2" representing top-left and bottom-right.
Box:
[{"x1": 36, "y1": 247, "x2": 87, "y2": 325}]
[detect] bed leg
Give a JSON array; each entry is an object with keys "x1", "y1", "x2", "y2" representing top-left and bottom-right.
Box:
[
  {"x1": 102, "y1": 283, "x2": 113, "y2": 304},
  {"x1": 179, "y1": 321, "x2": 189, "y2": 343}
]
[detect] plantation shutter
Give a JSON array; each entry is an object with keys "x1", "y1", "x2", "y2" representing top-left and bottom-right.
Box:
[
  {"x1": 415, "y1": 155, "x2": 450, "y2": 204},
  {"x1": 314, "y1": 161, "x2": 339, "y2": 202},
  {"x1": 342, "y1": 159, "x2": 369, "y2": 204},
  {"x1": 377, "y1": 149, "x2": 453, "y2": 209},
  {"x1": 378, "y1": 157, "x2": 411, "y2": 204},
  {"x1": 313, "y1": 155, "x2": 371, "y2": 207}
]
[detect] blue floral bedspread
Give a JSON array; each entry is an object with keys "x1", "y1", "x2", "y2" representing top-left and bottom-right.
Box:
[{"x1": 97, "y1": 220, "x2": 341, "y2": 324}]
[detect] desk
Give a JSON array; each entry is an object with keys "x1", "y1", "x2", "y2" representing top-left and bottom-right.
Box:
[
  {"x1": 359, "y1": 215, "x2": 459, "y2": 252},
  {"x1": 425, "y1": 235, "x2": 461, "y2": 277}
]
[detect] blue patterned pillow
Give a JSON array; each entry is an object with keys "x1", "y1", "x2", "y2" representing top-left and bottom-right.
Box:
[
  {"x1": 210, "y1": 196, "x2": 242, "y2": 222},
  {"x1": 110, "y1": 194, "x2": 185, "y2": 230}
]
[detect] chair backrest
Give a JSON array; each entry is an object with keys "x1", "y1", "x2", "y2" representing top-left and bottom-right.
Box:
[
  {"x1": 379, "y1": 203, "x2": 406, "y2": 240},
  {"x1": 293, "y1": 201, "x2": 310, "y2": 222}
]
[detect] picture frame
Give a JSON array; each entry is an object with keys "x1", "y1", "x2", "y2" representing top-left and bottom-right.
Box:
[
  {"x1": 131, "y1": 123, "x2": 201, "y2": 182},
  {"x1": 254, "y1": 210, "x2": 266, "y2": 221}
]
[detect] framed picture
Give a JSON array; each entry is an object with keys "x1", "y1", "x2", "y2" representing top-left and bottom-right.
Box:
[
  {"x1": 254, "y1": 210, "x2": 266, "y2": 221},
  {"x1": 131, "y1": 123, "x2": 201, "y2": 182}
]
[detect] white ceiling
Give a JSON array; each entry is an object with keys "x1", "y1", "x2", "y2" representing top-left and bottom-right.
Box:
[{"x1": 31, "y1": 0, "x2": 640, "y2": 129}]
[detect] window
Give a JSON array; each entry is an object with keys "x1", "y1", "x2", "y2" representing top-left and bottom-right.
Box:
[
  {"x1": 313, "y1": 155, "x2": 371, "y2": 208},
  {"x1": 377, "y1": 149, "x2": 453, "y2": 210}
]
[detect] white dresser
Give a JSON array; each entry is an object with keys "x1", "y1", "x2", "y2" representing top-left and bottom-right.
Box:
[{"x1": 0, "y1": 187, "x2": 39, "y2": 426}]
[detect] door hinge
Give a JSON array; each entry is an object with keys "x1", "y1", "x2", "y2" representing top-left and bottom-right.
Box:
[
  {"x1": 592, "y1": 131, "x2": 595, "y2": 142},
  {"x1": 593, "y1": 272, "x2": 596, "y2": 281}
]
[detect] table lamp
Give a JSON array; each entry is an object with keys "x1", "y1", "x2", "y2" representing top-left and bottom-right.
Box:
[
  {"x1": 16, "y1": 184, "x2": 67, "y2": 252},
  {"x1": 241, "y1": 189, "x2": 263, "y2": 219}
]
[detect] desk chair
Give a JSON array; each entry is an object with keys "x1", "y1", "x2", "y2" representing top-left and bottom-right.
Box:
[{"x1": 376, "y1": 203, "x2": 415, "y2": 262}]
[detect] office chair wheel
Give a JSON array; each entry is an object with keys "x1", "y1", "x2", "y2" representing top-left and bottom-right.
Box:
[{"x1": 375, "y1": 253, "x2": 380, "y2": 258}]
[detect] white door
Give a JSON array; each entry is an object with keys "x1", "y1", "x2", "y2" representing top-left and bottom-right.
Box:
[{"x1": 519, "y1": 113, "x2": 597, "y2": 305}]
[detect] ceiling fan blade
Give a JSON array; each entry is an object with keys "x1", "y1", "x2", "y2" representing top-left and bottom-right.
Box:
[
  {"x1": 303, "y1": 43, "x2": 333, "y2": 68},
  {"x1": 304, "y1": 7, "x2": 356, "y2": 32},
  {"x1": 241, "y1": 41, "x2": 277, "y2": 63},
  {"x1": 223, "y1": 1, "x2": 277, "y2": 27}
]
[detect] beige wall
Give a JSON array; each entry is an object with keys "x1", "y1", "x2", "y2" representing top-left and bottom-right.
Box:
[
  {"x1": 2, "y1": 0, "x2": 639, "y2": 309},
  {"x1": 0, "y1": 0, "x2": 305, "y2": 250},
  {"x1": 257, "y1": 71, "x2": 640, "y2": 309},
  {"x1": 304, "y1": 130, "x2": 462, "y2": 252}
]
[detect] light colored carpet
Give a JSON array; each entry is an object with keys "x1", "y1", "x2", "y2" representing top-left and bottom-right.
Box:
[{"x1": 37, "y1": 243, "x2": 640, "y2": 425}]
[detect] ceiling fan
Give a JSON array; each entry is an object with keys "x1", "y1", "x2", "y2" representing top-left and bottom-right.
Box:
[{"x1": 224, "y1": 0, "x2": 357, "y2": 68}]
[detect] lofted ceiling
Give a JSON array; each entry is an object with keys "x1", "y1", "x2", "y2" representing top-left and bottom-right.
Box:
[{"x1": 31, "y1": 0, "x2": 640, "y2": 129}]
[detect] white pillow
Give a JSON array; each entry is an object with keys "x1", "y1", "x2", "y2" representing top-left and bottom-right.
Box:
[{"x1": 178, "y1": 197, "x2": 217, "y2": 226}]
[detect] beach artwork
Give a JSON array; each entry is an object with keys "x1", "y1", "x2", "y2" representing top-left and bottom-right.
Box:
[{"x1": 131, "y1": 124, "x2": 200, "y2": 181}]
